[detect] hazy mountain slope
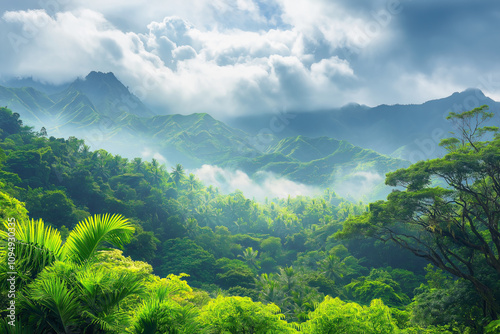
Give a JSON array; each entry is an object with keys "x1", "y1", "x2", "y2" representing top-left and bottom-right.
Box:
[
  {"x1": 0, "y1": 71, "x2": 411, "y2": 201},
  {"x1": 47, "y1": 90, "x2": 101, "y2": 128},
  {"x1": 59, "y1": 71, "x2": 155, "y2": 118},
  {"x1": 0, "y1": 71, "x2": 155, "y2": 131},
  {"x1": 227, "y1": 89, "x2": 500, "y2": 162},
  {"x1": 232, "y1": 135, "x2": 409, "y2": 202},
  {"x1": 110, "y1": 113, "x2": 263, "y2": 167},
  {"x1": 0, "y1": 85, "x2": 53, "y2": 124}
]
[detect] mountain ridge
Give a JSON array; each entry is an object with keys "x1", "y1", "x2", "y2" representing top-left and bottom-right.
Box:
[
  {"x1": 226, "y1": 88, "x2": 500, "y2": 162},
  {"x1": 5, "y1": 71, "x2": 493, "y2": 201}
]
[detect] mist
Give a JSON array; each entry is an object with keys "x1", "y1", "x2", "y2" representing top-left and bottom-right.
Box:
[
  {"x1": 192, "y1": 164, "x2": 321, "y2": 202},
  {"x1": 331, "y1": 168, "x2": 388, "y2": 203}
]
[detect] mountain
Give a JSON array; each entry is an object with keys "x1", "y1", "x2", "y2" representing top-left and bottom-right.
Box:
[
  {"x1": 227, "y1": 89, "x2": 500, "y2": 162},
  {"x1": 230, "y1": 136, "x2": 408, "y2": 201},
  {"x1": 56, "y1": 71, "x2": 155, "y2": 118},
  {"x1": 109, "y1": 113, "x2": 261, "y2": 167},
  {"x1": 0, "y1": 71, "x2": 412, "y2": 201},
  {"x1": 3, "y1": 76, "x2": 68, "y2": 95},
  {"x1": 0, "y1": 86, "x2": 54, "y2": 124},
  {"x1": 0, "y1": 71, "x2": 155, "y2": 130}
]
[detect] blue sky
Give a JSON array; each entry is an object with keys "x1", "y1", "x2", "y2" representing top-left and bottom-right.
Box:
[{"x1": 0, "y1": 0, "x2": 499, "y2": 118}]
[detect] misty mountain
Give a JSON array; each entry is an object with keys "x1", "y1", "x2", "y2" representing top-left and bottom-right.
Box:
[
  {"x1": 54, "y1": 71, "x2": 155, "y2": 118},
  {"x1": 0, "y1": 71, "x2": 412, "y2": 201},
  {"x1": 231, "y1": 136, "x2": 409, "y2": 201},
  {"x1": 227, "y1": 89, "x2": 500, "y2": 162},
  {"x1": 109, "y1": 112, "x2": 261, "y2": 167},
  {"x1": 0, "y1": 71, "x2": 154, "y2": 130}
]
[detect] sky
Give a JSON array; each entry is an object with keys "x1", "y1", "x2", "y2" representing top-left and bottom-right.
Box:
[{"x1": 1, "y1": 0, "x2": 499, "y2": 118}]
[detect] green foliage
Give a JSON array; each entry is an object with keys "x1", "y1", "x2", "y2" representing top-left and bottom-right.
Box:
[
  {"x1": 159, "y1": 238, "x2": 216, "y2": 286},
  {"x1": 132, "y1": 298, "x2": 198, "y2": 334},
  {"x1": 260, "y1": 236, "x2": 283, "y2": 258},
  {"x1": 2, "y1": 109, "x2": 498, "y2": 332},
  {"x1": 0, "y1": 188, "x2": 28, "y2": 223},
  {"x1": 485, "y1": 320, "x2": 500, "y2": 334},
  {"x1": 301, "y1": 296, "x2": 397, "y2": 333},
  {"x1": 344, "y1": 278, "x2": 410, "y2": 307},
  {"x1": 1, "y1": 218, "x2": 63, "y2": 285},
  {"x1": 337, "y1": 105, "x2": 500, "y2": 321},
  {"x1": 132, "y1": 276, "x2": 198, "y2": 334},
  {"x1": 198, "y1": 295, "x2": 297, "y2": 333},
  {"x1": 0, "y1": 107, "x2": 22, "y2": 139},
  {"x1": 215, "y1": 258, "x2": 255, "y2": 289},
  {"x1": 63, "y1": 213, "x2": 135, "y2": 264},
  {"x1": 25, "y1": 189, "x2": 80, "y2": 228}
]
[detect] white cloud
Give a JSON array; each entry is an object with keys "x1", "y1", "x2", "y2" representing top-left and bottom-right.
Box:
[
  {"x1": 1, "y1": 7, "x2": 362, "y2": 117},
  {"x1": 1, "y1": 1, "x2": 499, "y2": 118},
  {"x1": 141, "y1": 147, "x2": 169, "y2": 164},
  {"x1": 332, "y1": 170, "x2": 384, "y2": 202},
  {"x1": 193, "y1": 165, "x2": 320, "y2": 201}
]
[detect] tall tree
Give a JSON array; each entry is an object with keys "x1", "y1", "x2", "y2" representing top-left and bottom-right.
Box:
[{"x1": 337, "y1": 105, "x2": 500, "y2": 319}]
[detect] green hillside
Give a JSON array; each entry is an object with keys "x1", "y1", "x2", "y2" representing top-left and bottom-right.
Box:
[
  {"x1": 231, "y1": 136, "x2": 409, "y2": 201},
  {"x1": 0, "y1": 72, "x2": 410, "y2": 201},
  {"x1": 1, "y1": 106, "x2": 499, "y2": 332}
]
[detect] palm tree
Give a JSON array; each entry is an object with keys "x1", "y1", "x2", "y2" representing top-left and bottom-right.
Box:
[
  {"x1": 186, "y1": 173, "x2": 199, "y2": 192},
  {"x1": 80, "y1": 144, "x2": 91, "y2": 158},
  {"x1": 132, "y1": 285, "x2": 199, "y2": 333},
  {"x1": 19, "y1": 262, "x2": 144, "y2": 333},
  {"x1": 0, "y1": 214, "x2": 139, "y2": 333},
  {"x1": 132, "y1": 157, "x2": 144, "y2": 174},
  {"x1": 148, "y1": 160, "x2": 166, "y2": 187},
  {"x1": 171, "y1": 163, "x2": 185, "y2": 186},
  {"x1": 1, "y1": 214, "x2": 134, "y2": 279},
  {"x1": 184, "y1": 218, "x2": 199, "y2": 238},
  {"x1": 277, "y1": 266, "x2": 298, "y2": 294},
  {"x1": 257, "y1": 273, "x2": 287, "y2": 306},
  {"x1": 239, "y1": 247, "x2": 260, "y2": 271},
  {"x1": 319, "y1": 254, "x2": 346, "y2": 282}
]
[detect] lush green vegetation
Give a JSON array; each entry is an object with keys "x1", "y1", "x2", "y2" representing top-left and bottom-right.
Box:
[
  {"x1": 1, "y1": 105, "x2": 499, "y2": 332},
  {"x1": 0, "y1": 72, "x2": 409, "y2": 201}
]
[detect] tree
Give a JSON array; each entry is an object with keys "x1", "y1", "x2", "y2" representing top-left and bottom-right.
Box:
[
  {"x1": 0, "y1": 107, "x2": 22, "y2": 139},
  {"x1": 336, "y1": 105, "x2": 500, "y2": 319},
  {"x1": 132, "y1": 275, "x2": 199, "y2": 334},
  {"x1": 0, "y1": 189, "x2": 29, "y2": 223},
  {"x1": 260, "y1": 236, "x2": 283, "y2": 258},
  {"x1": 171, "y1": 163, "x2": 185, "y2": 186},
  {"x1": 0, "y1": 214, "x2": 138, "y2": 332},
  {"x1": 301, "y1": 296, "x2": 397, "y2": 334},
  {"x1": 159, "y1": 238, "x2": 216, "y2": 286},
  {"x1": 198, "y1": 295, "x2": 297, "y2": 333},
  {"x1": 239, "y1": 247, "x2": 260, "y2": 271},
  {"x1": 26, "y1": 189, "x2": 78, "y2": 228}
]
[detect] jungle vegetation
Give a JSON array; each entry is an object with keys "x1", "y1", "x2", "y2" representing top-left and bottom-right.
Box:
[{"x1": 1, "y1": 105, "x2": 499, "y2": 333}]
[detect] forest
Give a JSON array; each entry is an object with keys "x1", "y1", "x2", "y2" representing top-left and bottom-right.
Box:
[{"x1": 1, "y1": 105, "x2": 500, "y2": 333}]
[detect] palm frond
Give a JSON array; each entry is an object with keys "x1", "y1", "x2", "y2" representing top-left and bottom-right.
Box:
[
  {"x1": 0, "y1": 228, "x2": 7, "y2": 240},
  {"x1": 12, "y1": 219, "x2": 63, "y2": 257},
  {"x1": 83, "y1": 310, "x2": 131, "y2": 333},
  {"x1": 0, "y1": 219, "x2": 62, "y2": 283},
  {"x1": 76, "y1": 268, "x2": 144, "y2": 312},
  {"x1": 62, "y1": 214, "x2": 134, "y2": 264},
  {"x1": 29, "y1": 276, "x2": 81, "y2": 333},
  {"x1": 0, "y1": 317, "x2": 34, "y2": 334},
  {"x1": 75, "y1": 267, "x2": 144, "y2": 332}
]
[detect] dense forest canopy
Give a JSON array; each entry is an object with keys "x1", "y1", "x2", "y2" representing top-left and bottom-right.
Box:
[{"x1": 1, "y1": 105, "x2": 500, "y2": 333}]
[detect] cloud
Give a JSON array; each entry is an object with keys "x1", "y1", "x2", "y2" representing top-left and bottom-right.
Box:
[
  {"x1": 1, "y1": 0, "x2": 499, "y2": 117},
  {"x1": 141, "y1": 147, "x2": 168, "y2": 164},
  {"x1": 193, "y1": 165, "x2": 320, "y2": 201},
  {"x1": 332, "y1": 170, "x2": 384, "y2": 202}
]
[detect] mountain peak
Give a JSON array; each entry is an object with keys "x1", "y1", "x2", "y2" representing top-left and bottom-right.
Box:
[
  {"x1": 450, "y1": 88, "x2": 486, "y2": 99},
  {"x1": 66, "y1": 71, "x2": 155, "y2": 118},
  {"x1": 85, "y1": 71, "x2": 119, "y2": 83}
]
